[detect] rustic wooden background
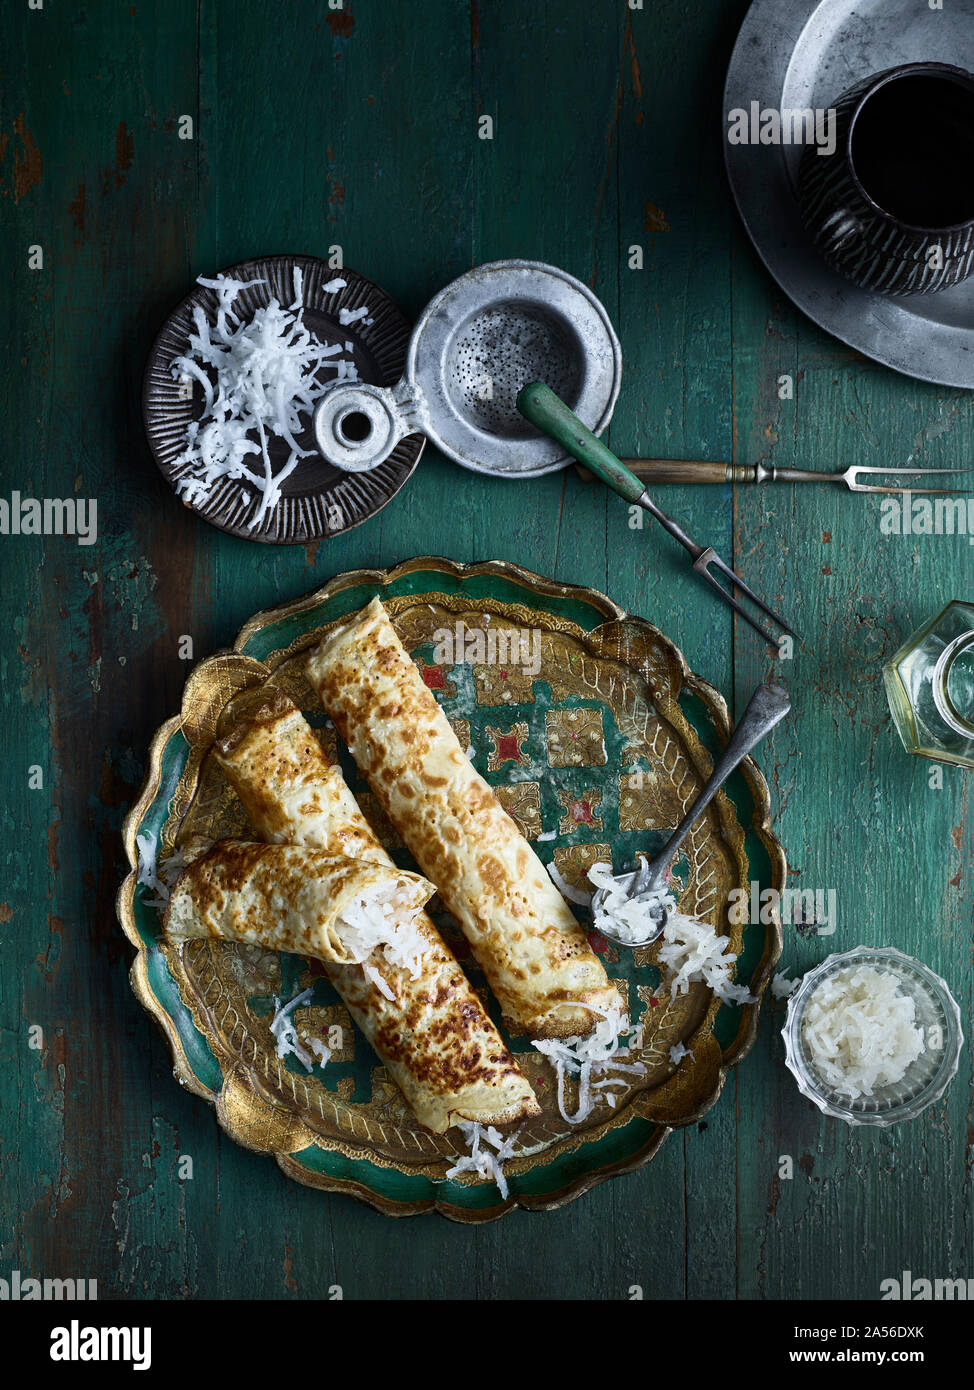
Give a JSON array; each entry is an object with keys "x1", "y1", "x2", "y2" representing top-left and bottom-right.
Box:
[{"x1": 2, "y1": 0, "x2": 970, "y2": 1300}]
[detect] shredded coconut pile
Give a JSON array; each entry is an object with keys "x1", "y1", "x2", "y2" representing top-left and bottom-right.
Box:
[
  {"x1": 136, "y1": 829, "x2": 168, "y2": 909},
  {"x1": 650, "y1": 901, "x2": 756, "y2": 1005},
  {"x1": 270, "y1": 987, "x2": 330, "y2": 1073},
  {"x1": 445, "y1": 1122, "x2": 521, "y2": 1199},
  {"x1": 335, "y1": 886, "x2": 430, "y2": 1000},
  {"x1": 801, "y1": 965, "x2": 925, "y2": 1099},
  {"x1": 587, "y1": 860, "x2": 668, "y2": 945},
  {"x1": 532, "y1": 1002, "x2": 645, "y2": 1124},
  {"x1": 545, "y1": 858, "x2": 756, "y2": 1007},
  {"x1": 136, "y1": 833, "x2": 200, "y2": 911},
  {"x1": 170, "y1": 269, "x2": 358, "y2": 528},
  {"x1": 669, "y1": 1041, "x2": 695, "y2": 1065},
  {"x1": 772, "y1": 971, "x2": 801, "y2": 999}
]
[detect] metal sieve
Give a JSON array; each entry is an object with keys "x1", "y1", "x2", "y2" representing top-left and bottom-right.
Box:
[{"x1": 313, "y1": 259, "x2": 622, "y2": 478}]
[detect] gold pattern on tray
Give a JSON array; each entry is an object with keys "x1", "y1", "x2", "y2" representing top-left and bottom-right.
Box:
[
  {"x1": 493, "y1": 781, "x2": 543, "y2": 839},
  {"x1": 119, "y1": 557, "x2": 786, "y2": 1221},
  {"x1": 551, "y1": 842, "x2": 614, "y2": 889},
  {"x1": 218, "y1": 941, "x2": 282, "y2": 997},
  {"x1": 619, "y1": 772, "x2": 662, "y2": 832},
  {"x1": 474, "y1": 662, "x2": 537, "y2": 706},
  {"x1": 486, "y1": 722, "x2": 530, "y2": 770},
  {"x1": 545, "y1": 707, "x2": 607, "y2": 767},
  {"x1": 556, "y1": 786, "x2": 604, "y2": 835},
  {"x1": 290, "y1": 995, "x2": 355, "y2": 1064},
  {"x1": 448, "y1": 718, "x2": 471, "y2": 752}
]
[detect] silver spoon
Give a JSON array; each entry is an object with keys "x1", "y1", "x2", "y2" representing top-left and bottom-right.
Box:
[{"x1": 591, "y1": 681, "x2": 791, "y2": 948}]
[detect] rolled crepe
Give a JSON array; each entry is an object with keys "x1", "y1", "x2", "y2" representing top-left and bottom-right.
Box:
[
  {"x1": 165, "y1": 840, "x2": 434, "y2": 970},
  {"x1": 213, "y1": 688, "x2": 540, "y2": 1134},
  {"x1": 306, "y1": 598, "x2": 621, "y2": 1039}
]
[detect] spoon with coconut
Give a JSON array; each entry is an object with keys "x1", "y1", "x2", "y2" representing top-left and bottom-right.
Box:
[{"x1": 589, "y1": 681, "x2": 791, "y2": 949}]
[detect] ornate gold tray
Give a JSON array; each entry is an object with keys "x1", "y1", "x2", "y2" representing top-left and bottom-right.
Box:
[{"x1": 118, "y1": 557, "x2": 785, "y2": 1221}]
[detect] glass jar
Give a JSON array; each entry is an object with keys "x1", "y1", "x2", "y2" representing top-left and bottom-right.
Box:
[
  {"x1": 781, "y1": 946, "x2": 963, "y2": 1126},
  {"x1": 883, "y1": 600, "x2": 974, "y2": 768}
]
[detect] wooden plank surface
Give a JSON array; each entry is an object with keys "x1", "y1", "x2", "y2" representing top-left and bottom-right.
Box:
[{"x1": 1, "y1": 0, "x2": 970, "y2": 1301}]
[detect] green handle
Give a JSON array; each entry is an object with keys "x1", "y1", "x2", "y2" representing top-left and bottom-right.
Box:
[{"x1": 516, "y1": 381, "x2": 645, "y2": 505}]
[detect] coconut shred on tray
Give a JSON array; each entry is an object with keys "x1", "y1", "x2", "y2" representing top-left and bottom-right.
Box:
[
  {"x1": 169, "y1": 269, "x2": 356, "y2": 527},
  {"x1": 547, "y1": 858, "x2": 757, "y2": 1005}
]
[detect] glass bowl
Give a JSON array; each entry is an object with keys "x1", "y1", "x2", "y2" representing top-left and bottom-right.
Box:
[{"x1": 782, "y1": 946, "x2": 963, "y2": 1126}]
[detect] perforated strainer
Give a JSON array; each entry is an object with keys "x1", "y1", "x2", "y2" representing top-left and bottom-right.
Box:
[{"x1": 313, "y1": 259, "x2": 621, "y2": 478}]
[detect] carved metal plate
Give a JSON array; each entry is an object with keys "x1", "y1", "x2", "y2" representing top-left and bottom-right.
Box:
[
  {"x1": 118, "y1": 558, "x2": 785, "y2": 1221},
  {"x1": 142, "y1": 255, "x2": 424, "y2": 542}
]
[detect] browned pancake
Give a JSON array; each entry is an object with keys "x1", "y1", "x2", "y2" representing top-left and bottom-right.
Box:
[
  {"x1": 165, "y1": 840, "x2": 433, "y2": 965},
  {"x1": 212, "y1": 689, "x2": 540, "y2": 1134},
  {"x1": 306, "y1": 598, "x2": 621, "y2": 1039}
]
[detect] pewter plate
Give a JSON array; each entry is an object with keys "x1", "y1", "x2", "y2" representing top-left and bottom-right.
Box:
[
  {"x1": 143, "y1": 255, "x2": 424, "y2": 543},
  {"x1": 406, "y1": 260, "x2": 622, "y2": 478},
  {"x1": 725, "y1": 0, "x2": 974, "y2": 387}
]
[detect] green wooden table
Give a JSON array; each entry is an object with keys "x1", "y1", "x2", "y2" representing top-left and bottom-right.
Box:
[{"x1": 2, "y1": 0, "x2": 970, "y2": 1301}]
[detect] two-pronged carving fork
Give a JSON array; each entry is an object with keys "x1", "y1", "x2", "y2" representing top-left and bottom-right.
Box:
[
  {"x1": 517, "y1": 383, "x2": 798, "y2": 647},
  {"x1": 616, "y1": 458, "x2": 971, "y2": 494}
]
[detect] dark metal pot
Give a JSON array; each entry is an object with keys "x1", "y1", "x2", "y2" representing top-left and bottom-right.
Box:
[{"x1": 799, "y1": 62, "x2": 974, "y2": 295}]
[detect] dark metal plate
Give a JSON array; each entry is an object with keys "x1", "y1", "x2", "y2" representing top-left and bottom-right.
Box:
[
  {"x1": 725, "y1": 0, "x2": 974, "y2": 387},
  {"x1": 142, "y1": 255, "x2": 424, "y2": 543}
]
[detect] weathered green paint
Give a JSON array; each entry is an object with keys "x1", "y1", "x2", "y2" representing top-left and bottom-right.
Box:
[{"x1": 0, "y1": 0, "x2": 970, "y2": 1301}]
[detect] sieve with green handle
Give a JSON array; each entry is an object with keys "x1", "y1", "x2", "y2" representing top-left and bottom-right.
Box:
[
  {"x1": 516, "y1": 381, "x2": 797, "y2": 646},
  {"x1": 313, "y1": 260, "x2": 622, "y2": 480}
]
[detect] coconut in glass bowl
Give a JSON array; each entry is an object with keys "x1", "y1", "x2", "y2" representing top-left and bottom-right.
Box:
[{"x1": 781, "y1": 947, "x2": 963, "y2": 1126}]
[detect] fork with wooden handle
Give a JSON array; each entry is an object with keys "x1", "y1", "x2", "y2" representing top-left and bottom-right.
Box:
[
  {"x1": 516, "y1": 382, "x2": 797, "y2": 646},
  {"x1": 601, "y1": 459, "x2": 971, "y2": 494}
]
